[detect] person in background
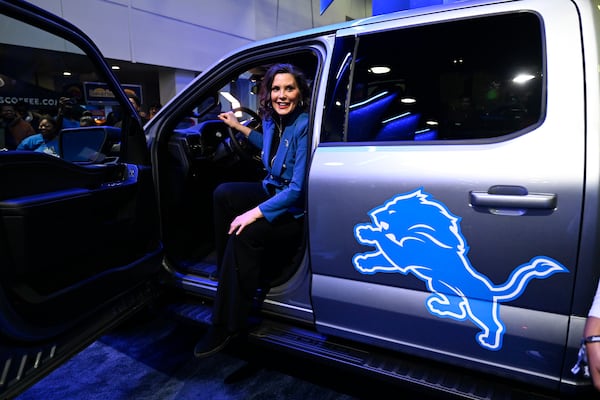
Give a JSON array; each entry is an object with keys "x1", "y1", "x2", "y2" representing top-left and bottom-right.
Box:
[
  {"x1": 15, "y1": 101, "x2": 41, "y2": 133},
  {"x1": 124, "y1": 90, "x2": 141, "y2": 113},
  {"x1": 56, "y1": 97, "x2": 82, "y2": 129},
  {"x1": 17, "y1": 115, "x2": 60, "y2": 156},
  {"x1": 105, "y1": 108, "x2": 121, "y2": 127},
  {"x1": 80, "y1": 110, "x2": 95, "y2": 127},
  {"x1": 193, "y1": 63, "x2": 310, "y2": 358},
  {"x1": 573, "y1": 283, "x2": 600, "y2": 391},
  {"x1": 115, "y1": 91, "x2": 148, "y2": 127},
  {"x1": 0, "y1": 104, "x2": 35, "y2": 150},
  {"x1": 148, "y1": 102, "x2": 162, "y2": 119}
]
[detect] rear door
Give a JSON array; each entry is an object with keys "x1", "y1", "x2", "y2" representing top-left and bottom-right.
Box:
[
  {"x1": 0, "y1": 1, "x2": 161, "y2": 397},
  {"x1": 309, "y1": 0, "x2": 582, "y2": 389}
]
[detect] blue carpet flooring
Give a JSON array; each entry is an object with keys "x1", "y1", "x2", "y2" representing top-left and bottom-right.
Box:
[{"x1": 15, "y1": 309, "x2": 360, "y2": 400}]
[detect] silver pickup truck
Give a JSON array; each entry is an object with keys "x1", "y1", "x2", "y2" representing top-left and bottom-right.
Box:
[{"x1": 0, "y1": 0, "x2": 598, "y2": 398}]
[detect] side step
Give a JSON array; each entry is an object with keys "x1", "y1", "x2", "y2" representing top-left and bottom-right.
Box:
[
  {"x1": 167, "y1": 302, "x2": 558, "y2": 400},
  {"x1": 248, "y1": 321, "x2": 559, "y2": 400}
]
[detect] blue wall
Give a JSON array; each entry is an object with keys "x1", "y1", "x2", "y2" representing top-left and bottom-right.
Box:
[
  {"x1": 321, "y1": 0, "x2": 456, "y2": 16},
  {"x1": 320, "y1": 0, "x2": 335, "y2": 14},
  {"x1": 372, "y1": 0, "x2": 445, "y2": 15}
]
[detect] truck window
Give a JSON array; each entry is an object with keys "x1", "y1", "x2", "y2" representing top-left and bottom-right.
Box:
[
  {"x1": 0, "y1": 12, "x2": 126, "y2": 161},
  {"x1": 321, "y1": 12, "x2": 544, "y2": 143}
]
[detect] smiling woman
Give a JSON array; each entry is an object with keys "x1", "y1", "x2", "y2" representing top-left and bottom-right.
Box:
[
  {"x1": 17, "y1": 115, "x2": 59, "y2": 155},
  {"x1": 157, "y1": 52, "x2": 318, "y2": 269},
  {"x1": 192, "y1": 63, "x2": 311, "y2": 358}
]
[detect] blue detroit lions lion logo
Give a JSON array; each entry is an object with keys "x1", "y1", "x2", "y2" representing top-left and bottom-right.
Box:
[{"x1": 352, "y1": 189, "x2": 568, "y2": 351}]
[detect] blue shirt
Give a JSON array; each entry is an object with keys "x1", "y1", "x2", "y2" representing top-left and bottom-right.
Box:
[{"x1": 17, "y1": 133, "x2": 60, "y2": 156}]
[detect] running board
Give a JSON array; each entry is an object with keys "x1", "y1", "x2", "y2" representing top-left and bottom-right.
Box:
[
  {"x1": 248, "y1": 321, "x2": 557, "y2": 400},
  {"x1": 167, "y1": 302, "x2": 557, "y2": 399}
]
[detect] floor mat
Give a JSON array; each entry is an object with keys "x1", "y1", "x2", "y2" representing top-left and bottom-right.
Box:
[{"x1": 15, "y1": 309, "x2": 357, "y2": 400}]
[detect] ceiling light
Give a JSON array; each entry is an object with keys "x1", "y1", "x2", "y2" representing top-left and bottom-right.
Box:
[
  {"x1": 512, "y1": 73, "x2": 535, "y2": 84},
  {"x1": 111, "y1": 65, "x2": 121, "y2": 70},
  {"x1": 63, "y1": 71, "x2": 72, "y2": 76},
  {"x1": 400, "y1": 97, "x2": 416, "y2": 104},
  {"x1": 369, "y1": 66, "x2": 391, "y2": 74}
]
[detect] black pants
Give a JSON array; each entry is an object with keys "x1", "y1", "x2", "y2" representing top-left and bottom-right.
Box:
[{"x1": 211, "y1": 182, "x2": 303, "y2": 333}]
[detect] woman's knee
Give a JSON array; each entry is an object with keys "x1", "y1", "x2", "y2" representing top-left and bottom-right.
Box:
[{"x1": 213, "y1": 182, "x2": 234, "y2": 203}]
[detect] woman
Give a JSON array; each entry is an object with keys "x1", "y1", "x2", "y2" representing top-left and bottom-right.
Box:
[
  {"x1": 17, "y1": 115, "x2": 60, "y2": 156},
  {"x1": 194, "y1": 63, "x2": 310, "y2": 358}
]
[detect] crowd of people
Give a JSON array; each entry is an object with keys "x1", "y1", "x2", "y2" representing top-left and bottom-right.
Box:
[{"x1": 0, "y1": 94, "x2": 161, "y2": 153}]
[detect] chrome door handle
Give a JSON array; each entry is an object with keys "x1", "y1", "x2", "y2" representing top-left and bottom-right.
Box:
[{"x1": 470, "y1": 186, "x2": 557, "y2": 210}]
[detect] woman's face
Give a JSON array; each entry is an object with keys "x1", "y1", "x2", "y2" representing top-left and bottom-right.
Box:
[
  {"x1": 270, "y1": 72, "x2": 301, "y2": 117},
  {"x1": 39, "y1": 119, "x2": 56, "y2": 138}
]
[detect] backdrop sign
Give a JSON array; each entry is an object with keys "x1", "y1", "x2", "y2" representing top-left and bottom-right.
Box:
[
  {"x1": 0, "y1": 74, "x2": 59, "y2": 109},
  {"x1": 84, "y1": 82, "x2": 143, "y2": 106}
]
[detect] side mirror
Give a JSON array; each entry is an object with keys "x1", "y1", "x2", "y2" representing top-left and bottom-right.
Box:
[{"x1": 59, "y1": 126, "x2": 120, "y2": 162}]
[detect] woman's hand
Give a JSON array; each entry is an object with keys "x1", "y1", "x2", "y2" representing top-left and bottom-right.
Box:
[
  {"x1": 218, "y1": 111, "x2": 239, "y2": 128},
  {"x1": 588, "y1": 343, "x2": 600, "y2": 391},
  {"x1": 585, "y1": 316, "x2": 600, "y2": 391},
  {"x1": 218, "y1": 111, "x2": 252, "y2": 137},
  {"x1": 228, "y1": 206, "x2": 263, "y2": 235}
]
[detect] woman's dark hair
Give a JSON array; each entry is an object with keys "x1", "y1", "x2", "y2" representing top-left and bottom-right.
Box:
[
  {"x1": 258, "y1": 63, "x2": 310, "y2": 120},
  {"x1": 39, "y1": 114, "x2": 57, "y2": 130},
  {"x1": 38, "y1": 114, "x2": 59, "y2": 137}
]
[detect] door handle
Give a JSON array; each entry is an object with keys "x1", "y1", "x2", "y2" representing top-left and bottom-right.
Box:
[{"x1": 470, "y1": 185, "x2": 557, "y2": 210}]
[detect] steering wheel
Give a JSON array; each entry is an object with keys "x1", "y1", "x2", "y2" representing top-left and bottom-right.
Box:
[{"x1": 225, "y1": 106, "x2": 261, "y2": 159}]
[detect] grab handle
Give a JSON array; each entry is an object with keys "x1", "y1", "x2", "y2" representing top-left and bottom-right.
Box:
[{"x1": 470, "y1": 185, "x2": 557, "y2": 210}]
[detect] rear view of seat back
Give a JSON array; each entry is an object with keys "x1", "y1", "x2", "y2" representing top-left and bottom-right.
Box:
[
  {"x1": 347, "y1": 91, "x2": 397, "y2": 142},
  {"x1": 375, "y1": 112, "x2": 419, "y2": 141}
]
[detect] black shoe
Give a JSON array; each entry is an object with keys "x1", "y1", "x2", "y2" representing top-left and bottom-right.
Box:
[{"x1": 193, "y1": 326, "x2": 236, "y2": 358}]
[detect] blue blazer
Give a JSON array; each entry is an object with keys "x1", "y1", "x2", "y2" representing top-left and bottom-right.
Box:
[{"x1": 248, "y1": 110, "x2": 309, "y2": 222}]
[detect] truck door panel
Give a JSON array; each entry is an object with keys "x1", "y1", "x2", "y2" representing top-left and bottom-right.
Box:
[{"x1": 309, "y1": 2, "x2": 583, "y2": 388}]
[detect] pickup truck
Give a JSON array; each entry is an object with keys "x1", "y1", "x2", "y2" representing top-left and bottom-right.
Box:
[{"x1": 0, "y1": 0, "x2": 597, "y2": 398}]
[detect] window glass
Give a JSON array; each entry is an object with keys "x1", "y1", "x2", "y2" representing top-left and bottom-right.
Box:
[
  {"x1": 0, "y1": 13, "x2": 124, "y2": 160},
  {"x1": 321, "y1": 12, "x2": 544, "y2": 143},
  {"x1": 321, "y1": 37, "x2": 355, "y2": 142}
]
